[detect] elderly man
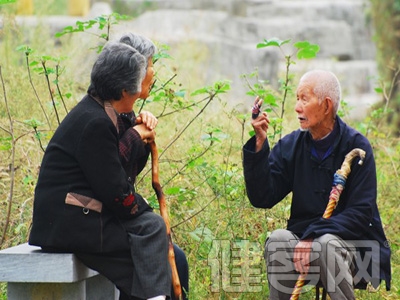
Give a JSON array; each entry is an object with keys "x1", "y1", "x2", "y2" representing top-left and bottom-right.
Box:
[{"x1": 242, "y1": 70, "x2": 391, "y2": 299}]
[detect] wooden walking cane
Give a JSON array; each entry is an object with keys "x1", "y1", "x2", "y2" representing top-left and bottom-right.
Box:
[
  {"x1": 149, "y1": 141, "x2": 183, "y2": 299},
  {"x1": 101, "y1": 104, "x2": 183, "y2": 298},
  {"x1": 289, "y1": 148, "x2": 366, "y2": 300}
]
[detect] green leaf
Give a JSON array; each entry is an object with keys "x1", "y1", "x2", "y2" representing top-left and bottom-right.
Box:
[
  {"x1": 34, "y1": 131, "x2": 46, "y2": 141},
  {"x1": 32, "y1": 67, "x2": 44, "y2": 73},
  {"x1": 22, "y1": 175, "x2": 35, "y2": 186},
  {"x1": 264, "y1": 93, "x2": 277, "y2": 106},
  {"x1": 257, "y1": 38, "x2": 291, "y2": 48},
  {"x1": 294, "y1": 41, "x2": 320, "y2": 59},
  {"x1": 100, "y1": 33, "x2": 109, "y2": 40},
  {"x1": 62, "y1": 25, "x2": 73, "y2": 32},
  {"x1": 41, "y1": 55, "x2": 56, "y2": 61},
  {"x1": 0, "y1": 0, "x2": 17, "y2": 4},
  {"x1": 16, "y1": 44, "x2": 27, "y2": 52},
  {"x1": 191, "y1": 87, "x2": 209, "y2": 96},
  {"x1": 249, "y1": 129, "x2": 255, "y2": 137},
  {"x1": 174, "y1": 90, "x2": 186, "y2": 98},
  {"x1": 374, "y1": 87, "x2": 383, "y2": 94},
  {"x1": 214, "y1": 80, "x2": 231, "y2": 94},
  {"x1": 0, "y1": 136, "x2": 12, "y2": 151},
  {"x1": 165, "y1": 187, "x2": 181, "y2": 195},
  {"x1": 201, "y1": 134, "x2": 221, "y2": 142},
  {"x1": 45, "y1": 68, "x2": 56, "y2": 75},
  {"x1": 14, "y1": 223, "x2": 26, "y2": 234},
  {"x1": 23, "y1": 118, "x2": 44, "y2": 128},
  {"x1": 293, "y1": 41, "x2": 310, "y2": 48}
]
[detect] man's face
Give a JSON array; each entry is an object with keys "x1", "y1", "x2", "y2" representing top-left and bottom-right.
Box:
[{"x1": 295, "y1": 80, "x2": 327, "y2": 134}]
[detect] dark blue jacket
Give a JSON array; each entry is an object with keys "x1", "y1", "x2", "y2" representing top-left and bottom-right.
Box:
[{"x1": 243, "y1": 116, "x2": 391, "y2": 290}]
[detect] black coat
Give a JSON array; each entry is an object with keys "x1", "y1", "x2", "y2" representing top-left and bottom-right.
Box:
[
  {"x1": 29, "y1": 95, "x2": 150, "y2": 253},
  {"x1": 243, "y1": 116, "x2": 391, "y2": 290}
]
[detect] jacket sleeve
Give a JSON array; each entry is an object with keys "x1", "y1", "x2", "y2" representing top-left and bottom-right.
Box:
[
  {"x1": 242, "y1": 135, "x2": 292, "y2": 208},
  {"x1": 302, "y1": 136, "x2": 375, "y2": 240},
  {"x1": 119, "y1": 127, "x2": 150, "y2": 176},
  {"x1": 75, "y1": 117, "x2": 147, "y2": 218}
]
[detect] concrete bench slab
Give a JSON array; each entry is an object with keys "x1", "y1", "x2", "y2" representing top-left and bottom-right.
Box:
[{"x1": 0, "y1": 243, "x2": 118, "y2": 300}]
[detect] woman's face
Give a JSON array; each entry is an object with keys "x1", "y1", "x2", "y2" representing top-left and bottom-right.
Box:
[{"x1": 139, "y1": 58, "x2": 155, "y2": 99}]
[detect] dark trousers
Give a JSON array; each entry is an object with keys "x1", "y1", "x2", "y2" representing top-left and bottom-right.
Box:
[
  {"x1": 76, "y1": 211, "x2": 189, "y2": 300},
  {"x1": 265, "y1": 229, "x2": 354, "y2": 300}
]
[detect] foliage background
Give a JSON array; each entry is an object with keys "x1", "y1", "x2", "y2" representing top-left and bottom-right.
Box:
[{"x1": 0, "y1": 1, "x2": 399, "y2": 299}]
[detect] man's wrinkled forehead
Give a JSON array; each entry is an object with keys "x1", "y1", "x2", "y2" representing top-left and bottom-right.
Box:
[{"x1": 296, "y1": 80, "x2": 315, "y2": 96}]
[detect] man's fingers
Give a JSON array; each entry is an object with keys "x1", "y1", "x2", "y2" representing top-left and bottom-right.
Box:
[
  {"x1": 294, "y1": 257, "x2": 309, "y2": 274},
  {"x1": 251, "y1": 96, "x2": 263, "y2": 119},
  {"x1": 294, "y1": 240, "x2": 313, "y2": 274}
]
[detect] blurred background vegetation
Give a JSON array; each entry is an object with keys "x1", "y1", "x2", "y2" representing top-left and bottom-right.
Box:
[
  {"x1": 0, "y1": 0, "x2": 399, "y2": 299},
  {"x1": 369, "y1": 0, "x2": 400, "y2": 134}
]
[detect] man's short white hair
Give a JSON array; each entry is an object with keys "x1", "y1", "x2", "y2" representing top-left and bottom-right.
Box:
[{"x1": 299, "y1": 70, "x2": 341, "y2": 114}]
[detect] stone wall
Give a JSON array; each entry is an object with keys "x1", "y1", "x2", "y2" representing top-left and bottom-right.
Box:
[
  {"x1": 3, "y1": 0, "x2": 378, "y2": 118},
  {"x1": 111, "y1": 0, "x2": 378, "y2": 118}
]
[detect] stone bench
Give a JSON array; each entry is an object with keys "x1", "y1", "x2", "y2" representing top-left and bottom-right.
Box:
[{"x1": 0, "y1": 243, "x2": 119, "y2": 300}]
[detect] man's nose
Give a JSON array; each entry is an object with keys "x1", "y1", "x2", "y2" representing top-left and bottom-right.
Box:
[{"x1": 295, "y1": 101, "x2": 302, "y2": 112}]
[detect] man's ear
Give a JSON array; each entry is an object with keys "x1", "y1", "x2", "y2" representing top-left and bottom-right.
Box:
[{"x1": 325, "y1": 97, "x2": 333, "y2": 115}]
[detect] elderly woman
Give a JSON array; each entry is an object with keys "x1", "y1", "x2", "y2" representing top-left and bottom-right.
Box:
[
  {"x1": 116, "y1": 33, "x2": 189, "y2": 300},
  {"x1": 29, "y1": 38, "x2": 187, "y2": 300}
]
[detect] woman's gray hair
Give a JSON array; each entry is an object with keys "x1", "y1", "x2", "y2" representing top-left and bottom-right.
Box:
[
  {"x1": 119, "y1": 33, "x2": 156, "y2": 65},
  {"x1": 89, "y1": 42, "x2": 146, "y2": 101},
  {"x1": 300, "y1": 70, "x2": 342, "y2": 114}
]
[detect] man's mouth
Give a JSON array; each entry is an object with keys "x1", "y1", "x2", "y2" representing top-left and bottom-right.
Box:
[{"x1": 298, "y1": 116, "x2": 307, "y2": 121}]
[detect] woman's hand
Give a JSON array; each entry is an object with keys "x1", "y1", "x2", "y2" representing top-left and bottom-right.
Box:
[
  {"x1": 133, "y1": 123, "x2": 156, "y2": 144},
  {"x1": 134, "y1": 111, "x2": 158, "y2": 144},
  {"x1": 137, "y1": 111, "x2": 158, "y2": 130}
]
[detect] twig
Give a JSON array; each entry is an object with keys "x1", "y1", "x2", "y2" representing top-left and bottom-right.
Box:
[
  {"x1": 42, "y1": 60, "x2": 60, "y2": 125},
  {"x1": 0, "y1": 66, "x2": 16, "y2": 246},
  {"x1": 159, "y1": 97, "x2": 209, "y2": 118},
  {"x1": 171, "y1": 194, "x2": 218, "y2": 229},
  {"x1": 161, "y1": 91, "x2": 218, "y2": 158},
  {"x1": 55, "y1": 63, "x2": 69, "y2": 115},
  {"x1": 138, "y1": 90, "x2": 219, "y2": 185},
  {"x1": 161, "y1": 140, "x2": 214, "y2": 187},
  {"x1": 24, "y1": 50, "x2": 51, "y2": 129}
]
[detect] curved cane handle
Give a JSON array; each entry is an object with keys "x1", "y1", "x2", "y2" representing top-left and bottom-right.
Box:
[{"x1": 336, "y1": 148, "x2": 366, "y2": 180}]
